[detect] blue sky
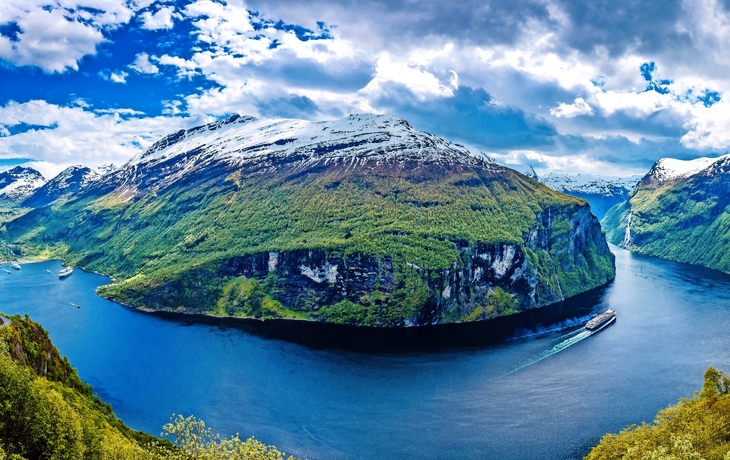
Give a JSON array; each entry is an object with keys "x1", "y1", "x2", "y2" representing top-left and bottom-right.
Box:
[{"x1": 1, "y1": 0, "x2": 729, "y2": 178}]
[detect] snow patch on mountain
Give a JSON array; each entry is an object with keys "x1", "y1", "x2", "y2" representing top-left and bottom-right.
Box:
[
  {"x1": 128, "y1": 113, "x2": 494, "y2": 171},
  {"x1": 94, "y1": 164, "x2": 117, "y2": 176},
  {"x1": 539, "y1": 173, "x2": 642, "y2": 196},
  {"x1": 23, "y1": 165, "x2": 103, "y2": 207},
  {"x1": 0, "y1": 167, "x2": 46, "y2": 203},
  {"x1": 646, "y1": 154, "x2": 730, "y2": 184}
]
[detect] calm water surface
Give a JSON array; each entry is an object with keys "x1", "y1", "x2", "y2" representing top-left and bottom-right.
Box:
[{"x1": 2, "y1": 245, "x2": 730, "y2": 459}]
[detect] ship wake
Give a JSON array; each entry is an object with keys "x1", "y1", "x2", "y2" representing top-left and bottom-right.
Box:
[{"x1": 509, "y1": 328, "x2": 595, "y2": 374}]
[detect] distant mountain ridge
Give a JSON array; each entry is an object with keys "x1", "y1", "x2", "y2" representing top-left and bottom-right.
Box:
[
  {"x1": 531, "y1": 171, "x2": 642, "y2": 219},
  {"x1": 22, "y1": 165, "x2": 101, "y2": 208},
  {"x1": 602, "y1": 153, "x2": 730, "y2": 272},
  {"x1": 0, "y1": 166, "x2": 45, "y2": 204},
  {"x1": 4, "y1": 114, "x2": 615, "y2": 327}
]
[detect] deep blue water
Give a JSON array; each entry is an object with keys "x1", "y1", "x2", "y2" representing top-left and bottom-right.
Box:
[{"x1": 2, "y1": 245, "x2": 730, "y2": 459}]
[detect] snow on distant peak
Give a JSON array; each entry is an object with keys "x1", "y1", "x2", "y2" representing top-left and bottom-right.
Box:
[
  {"x1": 94, "y1": 164, "x2": 117, "y2": 176},
  {"x1": 128, "y1": 113, "x2": 492, "y2": 170},
  {"x1": 0, "y1": 166, "x2": 46, "y2": 202},
  {"x1": 540, "y1": 173, "x2": 642, "y2": 196},
  {"x1": 647, "y1": 155, "x2": 730, "y2": 184}
]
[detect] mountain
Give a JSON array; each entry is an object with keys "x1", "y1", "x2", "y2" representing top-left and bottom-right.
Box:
[
  {"x1": 538, "y1": 173, "x2": 642, "y2": 220},
  {"x1": 4, "y1": 114, "x2": 615, "y2": 327},
  {"x1": 0, "y1": 166, "x2": 45, "y2": 204},
  {"x1": 22, "y1": 165, "x2": 100, "y2": 208},
  {"x1": 602, "y1": 153, "x2": 730, "y2": 271}
]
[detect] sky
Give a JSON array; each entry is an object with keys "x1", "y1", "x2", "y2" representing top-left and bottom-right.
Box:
[{"x1": 1, "y1": 0, "x2": 730, "y2": 179}]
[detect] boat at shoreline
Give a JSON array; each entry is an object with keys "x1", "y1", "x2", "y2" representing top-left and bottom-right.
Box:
[
  {"x1": 59, "y1": 266, "x2": 73, "y2": 278},
  {"x1": 586, "y1": 309, "x2": 616, "y2": 332},
  {"x1": 10, "y1": 262, "x2": 20, "y2": 270}
]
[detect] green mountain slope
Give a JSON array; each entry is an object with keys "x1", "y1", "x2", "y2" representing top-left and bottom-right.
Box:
[
  {"x1": 603, "y1": 155, "x2": 730, "y2": 271},
  {"x1": 0, "y1": 313, "x2": 166, "y2": 458},
  {"x1": 0, "y1": 313, "x2": 295, "y2": 459},
  {"x1": 2, "y1": 114, "x2": 615, "y2": 326}
]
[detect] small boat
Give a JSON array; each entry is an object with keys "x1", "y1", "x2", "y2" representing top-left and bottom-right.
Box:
[
  {"x1": 74, "y1": 304, "x2": 80, "y2": 309},
  {"x1": 10, "y1": 262, "x2": 20, "y2": 270},
  {"x1": 59, "y1": 266, "x2": 74, "y2": 278},
  {"x1": 4, "y1": 270, "x2": 10, "y2": 274},
  {"x1": 586, "y1": 309, "x2": 616, "y2": 332},
  {"x1": 46, "y1": 270, "x2": 52, "y2": 273}
]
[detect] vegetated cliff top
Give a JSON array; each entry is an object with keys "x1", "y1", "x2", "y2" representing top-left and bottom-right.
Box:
[{"x1": 0, "y1": 313, "x2": 165, "y2": 458}]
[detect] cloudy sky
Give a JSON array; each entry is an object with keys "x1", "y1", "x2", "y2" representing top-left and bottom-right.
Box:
[{"x1": 1, "y1": 0, "x2": 729, "y2": 178}]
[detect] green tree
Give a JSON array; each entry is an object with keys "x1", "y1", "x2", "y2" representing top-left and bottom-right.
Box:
[{"x1": 162, "y1": 415, "x2": 295, "y2": 460}]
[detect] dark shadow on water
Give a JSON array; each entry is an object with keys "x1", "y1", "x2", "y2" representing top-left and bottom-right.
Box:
[{"x1": 147, "y1": 282, "x2": 613, "y2": 354}]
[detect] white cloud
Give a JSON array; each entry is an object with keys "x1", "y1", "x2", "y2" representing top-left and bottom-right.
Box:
[
  {"x1": 98, "y1": 69, "x2": 129, "y2": 83},
  {"x1": 0, "y1": 100, "x2": 209, "y2": 177},
  {"x1": 359, "y1": 52, "x2": 458, "y2": 101},
  {"x1": 550, "y1": 97, "x2": 594, "y2": 118},
  {"x1": 110, "y1": 70, "x2": 128, "y2": 84},
  {"x1": 0, "y1": 0, "x2": 151, "y2": 73},
  {"x1": 130, "y1": 52, "x2": 159, "y2": 74},
  {"x1": 139, "y1": 5, "x2": 179, "y2": 30},
  {"x1": 680, "y1": 99, "x2": 730, "y2": 149},
  {"x1": 0, "y1": 8, "x2": 104, "y2": 73}
]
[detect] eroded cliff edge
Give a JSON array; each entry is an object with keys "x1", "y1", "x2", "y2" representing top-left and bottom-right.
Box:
[{"x1": 100, "y1": 204, "x2": 613, "y2": 327}]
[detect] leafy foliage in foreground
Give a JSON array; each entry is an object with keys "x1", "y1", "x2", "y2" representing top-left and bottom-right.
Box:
[
  {"x1": 0, "y1": 313, "x2": 294, "y2": 460},
  {"x1": 586, "y1": 367, "x2": 730, "y2": 460}
]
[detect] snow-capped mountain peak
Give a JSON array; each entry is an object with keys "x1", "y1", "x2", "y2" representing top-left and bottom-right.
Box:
[
  {"x1": 129, "y1": 113, "x2": 491, "y2": 170},
  {"x1": 539, "y1": 173, "x2": 642, "y2": 197},
  {"x1": 645, "y1": 155, "x2": 728, "y2": 184},
  {"x1": 0, "y1": 166, "x2": 46, "y2": 203},
  {"x1": 22, "y1": 165, "x2": 102, "y2": 207}
]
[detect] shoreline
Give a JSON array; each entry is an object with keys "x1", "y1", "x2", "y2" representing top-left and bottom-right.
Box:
[{"x1": 14, "y1": 257, "x2": 613, "y2": 333}]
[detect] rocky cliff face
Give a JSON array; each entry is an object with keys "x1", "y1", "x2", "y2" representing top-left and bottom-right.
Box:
[
  {"x1": 105, "y1": 203, "x2": 612, "y2": 327},
  {"x1": 7, "y1": 113, "x2": 615, "y2": 327}
]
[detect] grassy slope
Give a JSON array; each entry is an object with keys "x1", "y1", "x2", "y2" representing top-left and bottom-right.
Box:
[
  {"x1": 586, "y1": 367, "x2": 730, "y2": 460},
  {"x1": 603, "y1": 173, "x2": 730, "y2": 272},
  {"x1": 2, "y1": 160, "x2": 614, "y2": 324}
]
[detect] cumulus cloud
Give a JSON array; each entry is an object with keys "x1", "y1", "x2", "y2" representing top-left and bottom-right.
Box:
[
  {"x1": 130, "y1": 52, "x2": 159, "y2": 74},
  {"x1": 0, "y1": 8, "x2": 104, "y2": 73},
  {"x1": 98, "y1": 69, "x2": 129, "y2": 83},
  {"x1": 360, "y1": 52, "x2": 458, "y2": 101},
  {"x1": 681, "y1": 99, "x2": 730, "y2": 149},
  {"x1": 0, "y1": 100, "x2": 207, "y2": 177},
  {"x1": 139, "y1": 6, "x2": 179, "y2": 30},
  {"x1": 550, "y1": 97, "x2": 594, "y2": 118},
  {"x1": 0, "y1": 0, "x2": 145, "y2": 72},
  {"x1": 371, "y1": 84, "x2": 558, "y2": 150},
  {"x1": 4, "y1": 0, "x2": 730, "y2": 176}
]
